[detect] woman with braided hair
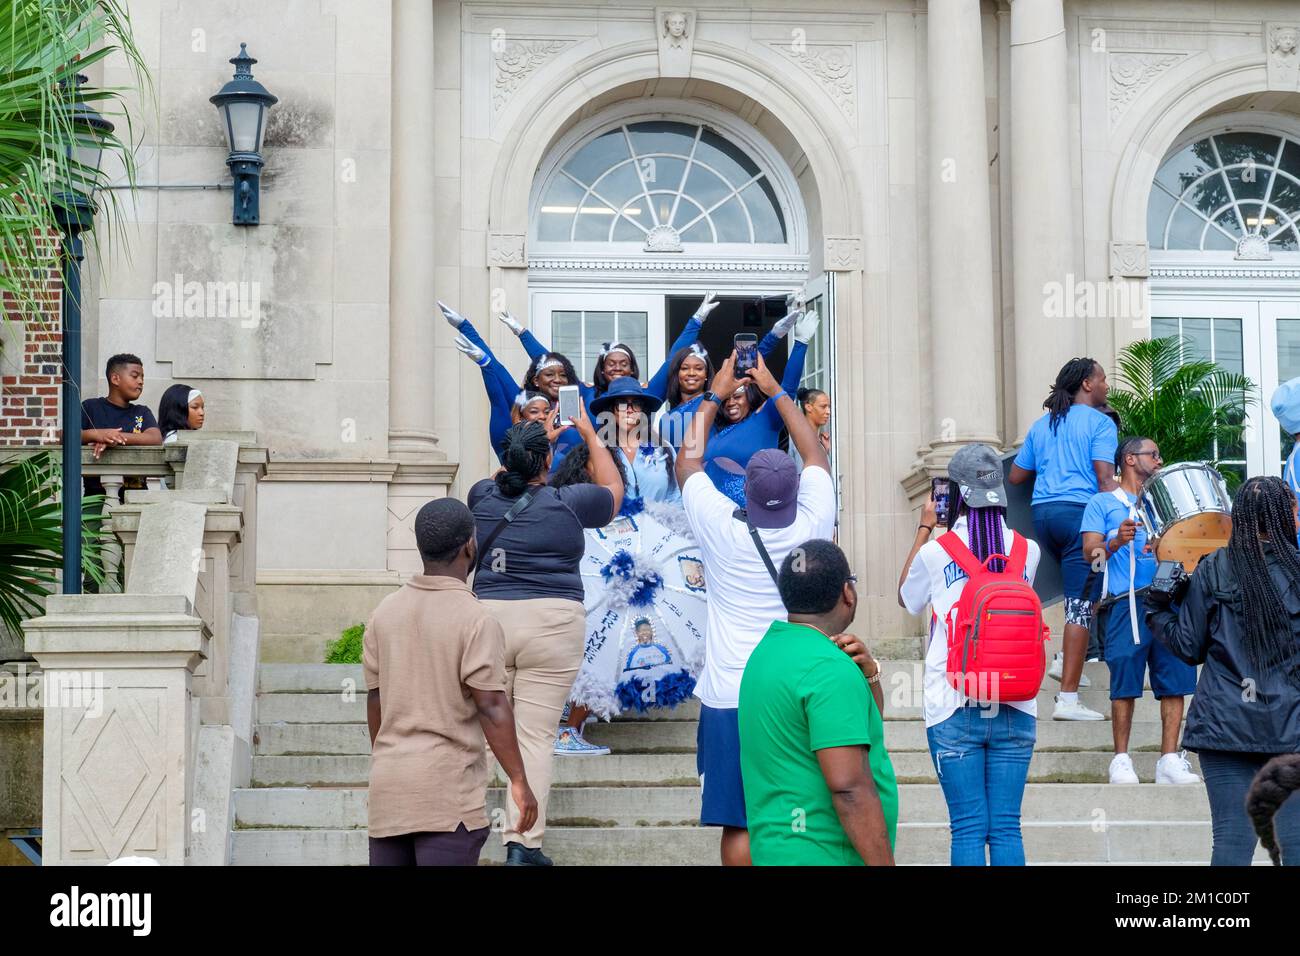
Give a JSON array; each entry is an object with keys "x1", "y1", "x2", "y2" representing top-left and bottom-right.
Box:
[
  {"x1": 1248, "y1": 753, "x2": 1300, "y2": 865},
  {"x1": 1009, "y1": 356, "x2": 1119, "y2": 720},
  {"x1": 467, "y1": 412, "x2": 623, "y2": 865},
  {"x1": 1147, "y1": 476, "x2": 1300, "y2": 865},
  {"x1": 899, "y1": 443, "x2": 1042, "y2": 865}
]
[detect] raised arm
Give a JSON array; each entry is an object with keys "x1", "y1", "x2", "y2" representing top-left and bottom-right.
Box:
[
  {"x1": 572, "y1": 401, "x2": 624, "y2": 519},
  {"x1": 748, "y1": 352, "x2": 829, "y2": 473},
  {"x1": 759, "y1": 311, "x2": 817, "y2": 426},
  {"x1": 677, "y1": 354, "x2": 741, "y2": 485}
]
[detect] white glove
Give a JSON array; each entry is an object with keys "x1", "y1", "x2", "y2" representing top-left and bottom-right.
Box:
[
  {"x1": 770, "y1": 309, "x2": 803, "y2": 339},
  {"x1": 453, "y1": 333, "x2": 488, "y2": 366},
  {"x1": 793, "y1": 309, "x2": 820, "y2": 345},
  {"x1": 437, "y1": 300, "x2": 466, "y2": 329},
  {"x1": 497, "y1": 310, "x2": 524, "y2": 336},
  {"x1": 693, "y1": 291, "x2": 720, "y2": 322}
]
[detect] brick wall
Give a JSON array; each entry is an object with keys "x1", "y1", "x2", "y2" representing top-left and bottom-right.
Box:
[{"x1": 0, "y1": 236, "x2": 62, "y2": 446}]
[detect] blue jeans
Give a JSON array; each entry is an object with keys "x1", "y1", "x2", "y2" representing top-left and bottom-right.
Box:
[
  {"x1": 1199, "y1": 750, "x2": 1300, "y2": 866},
  {"x1": 927, "y1": 704, "x2": 1036, "y2": 866}
]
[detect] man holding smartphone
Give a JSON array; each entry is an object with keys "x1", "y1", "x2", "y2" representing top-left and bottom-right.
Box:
[{"x1": 676, "y1": 351, "x2": 838, "y2": 866}]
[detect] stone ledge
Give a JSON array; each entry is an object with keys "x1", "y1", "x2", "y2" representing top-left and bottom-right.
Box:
[{"x1": 263, "y1": 458, "x2": 401, "y2": 482}]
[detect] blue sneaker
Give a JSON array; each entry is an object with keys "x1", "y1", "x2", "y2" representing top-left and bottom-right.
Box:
[{"x1": 554, "y1": 725, "x2": 610, "y2": 756}]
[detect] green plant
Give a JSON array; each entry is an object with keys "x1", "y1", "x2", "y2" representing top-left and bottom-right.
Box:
[
  {"x1": 0, "y1": 451, "x2": 109, "y2": 634},
  {"x1": 0, "y1": 1, "x2": 150, "y2": 312},
  {"x1": 325, "y1": 623, "x2": 365, "y2": 664},
  {"x1": 1107, "y1": 335, "x2": 1256, "y2": 489}
]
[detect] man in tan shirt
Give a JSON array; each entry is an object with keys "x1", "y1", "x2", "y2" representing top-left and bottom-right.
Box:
[{"x1": 364, "y1": 497, "x2": 536, "y2": 865}]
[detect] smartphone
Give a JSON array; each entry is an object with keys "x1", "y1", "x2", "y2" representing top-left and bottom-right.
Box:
[
  {"x1": 557, "y1": 385, "x2": 580, "y2": 426},
  {"x1": 734, "y1": 332, "x2": 759, "y2": 377},
  {"x1": 931, "y1": 476, "x2": 951, "y2": 527}
]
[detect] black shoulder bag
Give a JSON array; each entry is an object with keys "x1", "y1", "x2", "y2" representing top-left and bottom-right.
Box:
[
  {"x1": 733, "y1": 507, "x2": 781, "y2": 587},
  {"x1": 475, "y1": 489, "x2": 536, "y2": 576}
]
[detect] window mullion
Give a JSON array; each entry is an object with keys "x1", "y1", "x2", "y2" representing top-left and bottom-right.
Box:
[
  {"x1": 668, "y1": 126, "x2": 702, "y2": 230},
  {"x1": 1209, "y1": 136, "x2": 1249, "y2": 235},
  {"x1": 623, "y1": 125, "x2": 658, "y2": 227}
]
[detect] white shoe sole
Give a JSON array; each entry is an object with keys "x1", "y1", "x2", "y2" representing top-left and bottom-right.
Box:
[
  {"x1": 1109, "y1": 777, "x2": 1140, "y2": 785},
  {"x1": 553, "y1": 747, "x2": 611, "y2": 757},
  {"x1": 1156, "y1": 776, "x2": 1200, "y2": 785},
  {"x1": 1052, "y1": 709, "x2": 1105, "y2": 721}
]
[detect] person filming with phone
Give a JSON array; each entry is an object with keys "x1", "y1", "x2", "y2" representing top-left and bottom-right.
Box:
[
  {"x1": 1080, "y1": 437, "x2": 1199, "y2": 787},
  {"x1": 1146, "y1": 476, "x2": 1300, "y2": 865}
]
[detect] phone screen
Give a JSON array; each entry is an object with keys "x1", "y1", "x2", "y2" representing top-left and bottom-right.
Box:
[
  {"x1": 931, "y1": 477, "x2": 950, "y2": 527},
  {"x1": 734, "y1": 333, "x2": 758, "y2": 377},
  {"x1": 558, "y1": 385, "x2": 580, "y2": 426}
]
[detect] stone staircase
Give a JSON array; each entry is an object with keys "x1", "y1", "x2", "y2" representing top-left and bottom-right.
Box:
[{"x1": 229, "y1": 659, "x2": 1266, "y2": 865}]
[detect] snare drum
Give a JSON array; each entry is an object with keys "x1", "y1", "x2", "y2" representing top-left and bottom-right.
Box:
[{"x1": 1138, "y1": 462, "x2": 1233, "y2": 571}]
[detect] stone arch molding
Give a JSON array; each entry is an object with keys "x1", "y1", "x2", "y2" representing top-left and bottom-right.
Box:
[
  {"x1": 1110, "y1": 55, "x2": 1274, "y2": 256},
  {"x1": 486, "y1": 39, "x2": 865, "y2": 255}
]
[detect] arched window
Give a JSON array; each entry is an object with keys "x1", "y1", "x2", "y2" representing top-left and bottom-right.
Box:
[
  {"x1": 1148, "y1": 131, "x2": 1300, "y2": 257},
  {"x1": 534, "y1": 120, "x2": 789, "y2": 251}
]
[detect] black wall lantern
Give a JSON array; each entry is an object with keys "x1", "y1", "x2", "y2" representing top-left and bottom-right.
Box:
[{"x1": 209, "y1": 43, "x2": 277, "y2": 225}]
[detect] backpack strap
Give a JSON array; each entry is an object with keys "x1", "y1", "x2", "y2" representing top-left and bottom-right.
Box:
[
  {"x1": 1004, "y1": 533, "x2": 1029, "y2": 578},
  {"x1": 732, "y1": 508, "x2": 781, "y2": 588},
  {"x1": 476, "y1": 489, "x2": 536, "y2": 573},
  {"x1": 936, "y1": 531, "x2": 985, "y2": 579}
]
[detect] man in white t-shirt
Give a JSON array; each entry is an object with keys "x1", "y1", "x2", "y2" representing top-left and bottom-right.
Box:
[{"x1": 676, "y1": 352, "x2": 838, "y2": 866}]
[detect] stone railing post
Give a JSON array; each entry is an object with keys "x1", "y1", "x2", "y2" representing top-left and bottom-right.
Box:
[{"x1": 23, "y1": 594, "x2": 209, "y2": 865}]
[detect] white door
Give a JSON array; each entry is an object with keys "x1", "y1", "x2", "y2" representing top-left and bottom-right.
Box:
[
  {"x1": 800, "y1": 273, "x2": 839, "y2": 502},
  {"x1": 528, "y1": 292, "x2": 665, "y2": 384},
  {"x1": 1151, "y1": 297, "x2": 1300, "y2": 479}
]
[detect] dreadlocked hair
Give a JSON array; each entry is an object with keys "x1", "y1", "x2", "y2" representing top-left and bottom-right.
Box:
[
  {"x1": 495, "y1": 421, "x2": 551, "y2": 497},
  {"x1": 948, "y1": 497, "x2": 1009, "y2": 573},
  {"x1": 665, "y1": 345, "x2": 715, "y2": 407},
  {"x1": 592, "y1": 342, "x2": 642, "y2": 395},
  {"x1": 1247, "y1": 753, "x2": 1300, "y2": 865},
  {"x1": 1226, "y1": 476, "x2": 1300, "y2": 678},
  {"x1": 1044, "y1": 357, "x2": 1099, "y2": 435},
  {"x1": 520, "y1": 352, "x2": 578, "y2": 394}
]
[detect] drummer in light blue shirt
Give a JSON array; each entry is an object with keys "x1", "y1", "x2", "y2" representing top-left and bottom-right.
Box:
[
  {"x1": 1271, "y1": 376, "x2": 1300, "y2": 550},
  {"x1": 1079, "y1": 436, "x2": 1198, "y2": 785}
]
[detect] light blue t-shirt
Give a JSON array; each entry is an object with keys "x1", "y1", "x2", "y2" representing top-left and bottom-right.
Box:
[
  {"x1": 1284, "y1": 447, "x2": 1300, "y2": 550},
  {"x1": 1080, "y1": 488, "x2": 1155, "y2": 596},
  {"x1": 1014, "y1": 405, "x2": 1118, "y2": 506}
]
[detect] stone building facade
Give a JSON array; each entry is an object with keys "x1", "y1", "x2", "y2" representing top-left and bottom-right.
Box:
[{"x1": 29, "y1": 0, "x2": 1300, "y2": 653}]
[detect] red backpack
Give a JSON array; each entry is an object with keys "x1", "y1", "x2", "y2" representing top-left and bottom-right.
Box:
[{"x1": 936, "y1": 532, "x2": 1050, "y2": 703}]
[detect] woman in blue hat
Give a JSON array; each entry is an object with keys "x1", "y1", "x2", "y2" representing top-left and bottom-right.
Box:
[{"x1": 550, "y1": 375, "x2": 697, "y2": 755}]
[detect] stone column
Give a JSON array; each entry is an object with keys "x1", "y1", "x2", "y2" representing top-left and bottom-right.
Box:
[
  {"x1": 925, "y1": 0, "x2": 1002, "y2": 459},
  {"x1": 387, "y1": 0, "x2": 440, "y2": 459},
  {"x1": 23, "y1": 594, "x2": 209, "y2": 865},
  {"x1": 1010, "y1": 0, "x2": 1077, "y2": 441}
]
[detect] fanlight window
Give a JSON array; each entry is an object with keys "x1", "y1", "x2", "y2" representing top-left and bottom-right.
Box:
[
  {"x1": 536, "y1": 120, "x2": 787, "y2": 249},
  {"x1": 1148, "y1": 131, "x2": 1300, "y2": 257}
]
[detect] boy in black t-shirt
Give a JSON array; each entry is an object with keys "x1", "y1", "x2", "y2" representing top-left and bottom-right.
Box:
[{"x1": 80, "y1": 353, "x2": 162, "y2": 459}]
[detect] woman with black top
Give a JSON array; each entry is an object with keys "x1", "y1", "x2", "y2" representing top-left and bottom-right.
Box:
[
  {"x1": 1147, "y1": 476, "x2": 1300, "y2": 865},
  {"x1": 467, "y1": 408, "x2": 623, "y2": 866}
]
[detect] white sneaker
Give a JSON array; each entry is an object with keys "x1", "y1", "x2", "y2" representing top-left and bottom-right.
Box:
[
  {"x1": 1052, "y1": 695, "x2": 1104, "y2": 720},
  {"x1": 1155, "y1": 751, "x2": 1201, "y2": 785},
  {"x1": 1109, "y1": 752, "x2": 1140, "y2": 784},
  {"x1": 1046, "y1": 652, "x2": 1090, "y2": 687}
]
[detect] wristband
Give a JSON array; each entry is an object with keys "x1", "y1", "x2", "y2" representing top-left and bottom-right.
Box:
[
  {"x1": 702, "y1": 390, "x2": 725, "y2": 408},
  {"x1": 919, "y1": 523, "x2": 935, "y2": 532}
]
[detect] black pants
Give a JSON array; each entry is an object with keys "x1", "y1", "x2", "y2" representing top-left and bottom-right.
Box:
[{"x1": 368, "y1": 824, "x2": 489, "y2": 866}]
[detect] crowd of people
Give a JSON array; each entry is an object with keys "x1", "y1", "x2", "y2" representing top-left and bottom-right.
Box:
[{"x1": 352, "y1": 302, "x2": 1300, "y2": 868}]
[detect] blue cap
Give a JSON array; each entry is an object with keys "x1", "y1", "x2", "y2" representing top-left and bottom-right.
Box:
[{"x1": 1272, "y1": 376, "x2": 1300, "y2": 435}]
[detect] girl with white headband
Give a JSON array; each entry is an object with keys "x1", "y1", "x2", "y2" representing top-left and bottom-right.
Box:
[{"x1": 158, "y1": 383, "x2": 206, "y2": 444}]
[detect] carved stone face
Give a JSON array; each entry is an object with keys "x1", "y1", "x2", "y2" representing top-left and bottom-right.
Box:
[
  {"x1": 666, "y1": 12, "x2": 687, "y2": 39},
  {"x1": 1275, "y1": 27, "x2": 1298, "y2": 55}
]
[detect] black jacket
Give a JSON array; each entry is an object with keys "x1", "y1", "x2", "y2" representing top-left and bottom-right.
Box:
[{"x1": 1146, "y1": 547, "x2": 1300, "y2": 755}]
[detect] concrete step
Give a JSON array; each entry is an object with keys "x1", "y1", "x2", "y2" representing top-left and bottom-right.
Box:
[
  {"x1": 228, "y1": 820, "x2": 1260, "y2": 866},
  {"x1": 257, "y1": 693, "x2": 365, "y2": 724},
  {"x1": 259, "y1": 663, "x2": 363, "y2": 693},
  {"x1": 884, "y1": 688, "x2": 1184, "y2": 722},
  {"x1": 234, "y1": 782, "x2": 1214, "y2": 831},
  {"x1": 256, "y1": 723, "x2": 370, "y2": 756},
  {"x1": 259, "y1": 634, "x2": 334, "y2": 664}
]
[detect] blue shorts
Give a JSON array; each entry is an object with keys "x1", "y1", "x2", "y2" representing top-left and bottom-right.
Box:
[
  {"x1": 1103, "y1": 596, "x2": 1197, "y2": 700},
  {"x1": 696, "y1": 704, "x2": 747, "y2": 829},
  {"x1": 1032, "y1": 501, "x2": 1102, "y2": 603}
]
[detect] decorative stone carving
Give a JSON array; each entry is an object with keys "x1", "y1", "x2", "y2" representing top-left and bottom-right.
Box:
[
  {"x1": 492, "y1": 38, "x2": 573, "y2": 113},
  {"x1": 824, "y1": 236, "x2": 863, "y2": 271},
  {"x1": 643, "y1": 224, "x2": 683, "y2": 253},
  {"x1": 770, "y1": 42, "x2": 856, "y2": 122},
  {"x1": 1109, "y1": 240, "x2": 1150, "y2": 278},
  {"x1": 1267, "y1": 23, "x2": 1300, "y2": 91},
  {"x1": 656, "y1": 8, "x2": 696, "y2": 77},
  {"x1": 488, "y1": 233, "x2": 526, "y2": 267},
  {"x1": 1108, "y1": 52, "x2": 1187, "y2": 130},
  {"x1": 1235, "y1": 234, "x2": 1272, "y2": 261}
]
